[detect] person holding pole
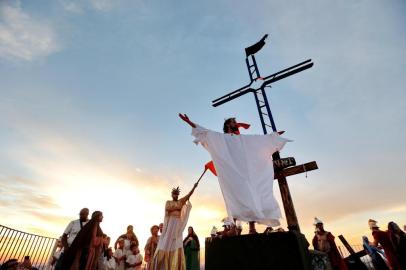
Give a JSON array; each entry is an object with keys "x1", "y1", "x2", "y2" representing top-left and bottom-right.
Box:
[{"x1": 149, "y1": 180, "x2": 200, "y2": 270}]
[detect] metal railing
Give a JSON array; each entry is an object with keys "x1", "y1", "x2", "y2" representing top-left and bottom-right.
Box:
[{"x1": 0, "y1": 224, "x2": 57, "y2": 269}]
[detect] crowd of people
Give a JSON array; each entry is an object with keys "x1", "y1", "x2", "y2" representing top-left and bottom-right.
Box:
[
  {"x1": 45, "y1": 207, "x2": 200, "y2": 270},
  {"x1": 311, "y1": 217, "x2": 406, "y2": 270}
]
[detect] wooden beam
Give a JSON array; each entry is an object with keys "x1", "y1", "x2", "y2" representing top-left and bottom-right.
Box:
[{"x1": 274, "y1": 161, "x2": 318, "y2": 179}]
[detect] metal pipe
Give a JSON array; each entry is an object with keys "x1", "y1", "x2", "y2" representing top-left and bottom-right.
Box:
[
  {"x1": 31, "y1": 236, "x2": 45, "y2": 266},
  {"x1": 19, "y1": 234, "x2": 33, "y2": 261},
  {"x1": 25, "y1": 235, "x2": 39, "y2": 261},
  {"x1": 39, "y1": 238, "x2": 55, "y2": 270},
  {"x1": 14, "y1": 232, "x2": 29, "y2": 260},
  {"x1": 8, "y1": 231, "x2": 22, "y2": 259},
  {"x1": 0, "y1": 228, "x2": 12, "y2": 256},
  {"x1": 0, "y1": 229, "x2": 17, "y2": 261}
]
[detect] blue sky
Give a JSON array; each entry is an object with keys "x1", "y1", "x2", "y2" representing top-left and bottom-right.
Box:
[{"x1": 0, "y1": 0, "x2": 405, "y2": 250}]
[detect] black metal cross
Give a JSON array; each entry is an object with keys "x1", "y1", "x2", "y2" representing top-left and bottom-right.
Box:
[{"x1": 212, "y1": 35, "x2": 317, "y2": 232}]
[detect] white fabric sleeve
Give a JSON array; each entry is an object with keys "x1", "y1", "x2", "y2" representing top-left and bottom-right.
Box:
[
  {"x1": 63, "y1": 221, "x2": 73, "y2": 235},
  {"x1": 191, "y1": 124, "x2": 209, "y2": 145},
  {"x1": 268, "y1": 133, "x2": 292, "y2": 153}
]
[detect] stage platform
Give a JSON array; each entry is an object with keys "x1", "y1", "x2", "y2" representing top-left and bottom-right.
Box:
[{"x1": 205, "y1": 231, "x2": 312, "y2": 270}]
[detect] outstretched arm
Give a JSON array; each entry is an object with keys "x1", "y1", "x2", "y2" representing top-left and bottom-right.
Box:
[
  {"x1": 179, "y1": 113, "x2": 196, "y2": 128},
  {"x1": 181, "y1": 182, "x2": 199, "y2": 202}
]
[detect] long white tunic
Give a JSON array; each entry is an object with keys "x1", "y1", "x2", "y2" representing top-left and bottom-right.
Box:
[{"x1": 192, "y1": 125, "x2": 290, "y2": 226}]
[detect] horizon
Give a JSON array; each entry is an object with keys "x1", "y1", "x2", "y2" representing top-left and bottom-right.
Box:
[{"x1": 0, "y1": 0, "x2": 405, "y2": 265}]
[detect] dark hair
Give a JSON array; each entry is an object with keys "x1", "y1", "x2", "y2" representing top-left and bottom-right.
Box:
[
  {"x1": 1, "y1": 259, "x2": 18, "y2": 270},
  {"x1": 223, "y1": 118, "x2": 235, "y2": 133},
  {"x1": 130, "y1": 243, "x2": 138, "y2": 250},
  {"x1": 61, "y1": 212, "x2": 104, "y2": 270},
  {"x1": 183, "y1": 226, "x2": 200, "y2": 250},
  {"x1": 150, "y1": 225, "x2": 159, "y2": 233},
  {"x1": 171, "y1": 186, "x2": 180, "y2": 195}
]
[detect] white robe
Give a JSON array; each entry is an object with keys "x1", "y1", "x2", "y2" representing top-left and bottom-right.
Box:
[{"x1": 192, "y1": 125, "x2": 290, "y2": 226}]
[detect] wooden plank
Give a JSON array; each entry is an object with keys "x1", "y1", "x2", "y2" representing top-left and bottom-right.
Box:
[
  {"x1": 338, "y1": 235, "x2": 356, "y2": 255},
  {"x1": 274, "y1": 161, "x2": 318, "y2": 179}
]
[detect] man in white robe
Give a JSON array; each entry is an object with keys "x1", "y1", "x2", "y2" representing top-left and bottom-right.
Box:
[{"x1": 179, "y1": 114, "x2": 290, "y2": 227}]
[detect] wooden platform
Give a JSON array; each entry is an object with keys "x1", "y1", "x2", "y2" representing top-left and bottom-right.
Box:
[{"x1": 205, "y1": 231, "x2": 312, "y2": 270}]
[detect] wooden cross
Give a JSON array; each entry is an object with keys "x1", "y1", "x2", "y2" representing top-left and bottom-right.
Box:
[{"x1": 212, "y1": 35, "x2": 318, "y2": 232}]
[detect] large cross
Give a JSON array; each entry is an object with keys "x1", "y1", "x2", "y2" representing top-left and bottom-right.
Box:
[{"x1": 212, "y1": 35, "x2": 318, "y2": 232}]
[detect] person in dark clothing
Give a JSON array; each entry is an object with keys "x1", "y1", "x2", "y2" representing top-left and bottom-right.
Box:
[{"x1": 388, "y1": 222, "x2": 406, "y2": 270}]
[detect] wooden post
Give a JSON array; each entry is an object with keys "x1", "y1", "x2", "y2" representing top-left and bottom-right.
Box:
[{"x1": 273, "y1": 151, "x2": 300, "y2": 232}]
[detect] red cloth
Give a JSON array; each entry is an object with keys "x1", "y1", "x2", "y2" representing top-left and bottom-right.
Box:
[
  {"x1": 205, "y1": 161, "x2": 217, "y2": 176},
  {"x1": 312, "y1": 232, "x2": 348, "y2": 270},
  {"x1": 233, "y1": 123, "x2": 250, "y2": 135},
  {"x1": 372, "y1": 230, "x2": 402, "y2": 269}
]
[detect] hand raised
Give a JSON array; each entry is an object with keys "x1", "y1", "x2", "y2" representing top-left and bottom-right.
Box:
[{"x1": 179, "y1": 113, "x2": 189, "y2": 122}]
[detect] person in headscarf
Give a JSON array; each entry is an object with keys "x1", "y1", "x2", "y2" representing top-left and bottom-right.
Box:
[
  {"x1": 183, "y1": 226, "x2": 200, "y2": 270},
  {"x1": 312, "y1": 217, "x2": 348, "y2": 270},
  {"x1": 362, "y1": 236, "x2": 389, "y2": 270},
  {"x1": 387, "y1": 221, "x2": 406, "y2": 270},
  {"x1": 369, "y1": 219, "x2": 402, "y2": 270},
  {"x1": 149, "y1": 183, "x2": 198, "y2": 270},
  {"x1": 144, "y1": 225, "x2": 160, "y2": 270},
  {"x1": 61, "y1": 211, "x2": 104, "y2": 270}
]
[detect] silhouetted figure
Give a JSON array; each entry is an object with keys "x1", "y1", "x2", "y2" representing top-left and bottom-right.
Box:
[{"x1": 312, "y1": 218, "x2": 348, "y2": 270}]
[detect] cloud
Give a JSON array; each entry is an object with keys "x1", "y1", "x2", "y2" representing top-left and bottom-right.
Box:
[
  {"x1": 59, "y1": 0, "x2": 84, "y2": 14},
  {"x1": 60, "y1": 0, "x2": 123, "y2": 13},
  {"x1": 0, "y1": 1, "x2": 60, "y2": 61},
  {"x1": 88, "y1": 0, "x2": 116, "y2": 11}
]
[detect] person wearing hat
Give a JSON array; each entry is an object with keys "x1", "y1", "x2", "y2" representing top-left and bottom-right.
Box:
[
  {"x1": 149, "y1": 183, "x2": 198, "y2": 270},
  {"x1": 312, "y1": 217, "x2": 348, "y2": 270},
  {"x1": 369, "y1": 219, "x2": 401, "y2": 270}
]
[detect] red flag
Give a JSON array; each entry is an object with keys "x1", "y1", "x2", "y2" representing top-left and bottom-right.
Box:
[
  {"x1": 232, "y1": 122, "x2": 250, "y2": 135},
  {"x1": 205, "y1": 161, "x2": 217, "y2": 176},
  {"x1": 236, "y1": 122, "x2": 250, "y2": 130}
]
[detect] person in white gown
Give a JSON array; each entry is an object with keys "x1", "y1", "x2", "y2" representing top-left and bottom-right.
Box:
[
  {"x1": 150, "y1": 184, "x2": 198, "y2": 270},
  {"x1": 179, "y1": 113, "x2": 290, "y2": 227}
]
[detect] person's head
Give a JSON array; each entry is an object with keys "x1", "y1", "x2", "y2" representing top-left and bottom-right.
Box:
[
  {"x1": 1, "y1": 259, "x2": 19, "y2": 270},
  {"x1": 91, "y1": 211, "x2": 103, "y2": 222},
  {"x1": 313, "y1": 217, "x2": 324, "y2": 232},
  {"x1": 118, "y1": 238, "x2": 125, "y2": 249},
  {"x1": 159, "y1": 223, "x2": 163, "y2": 233},
  {"x1": 171, "y1": 187, "x2": 180, "y2": 201},
  {"x1": 368, "y1": 219, "x2": 379, "y2": 231},
  {"x1": 79, "y1": 208, "x2": 89, "y2": 221},
  {"x1": 130, "y1": 244, "x2": 139, "y2": 254},
  {"x1": 127, "y1": 225, "x2": 133, "y2": 233},
  {"x1": 56, "y1": 238, "x2": 63, "y2": 248},
  {"x1": 188, "y1": 226, "x2": 195, "y2": 236},
  {"x1": 315, "y1": 223, "x2": 324, "y2": 232},
  {"x1": 223, "y1": 118, "x2": 238, "y2": 134},
  {"x1": 151, "y1": 225, "x2": 159, "y2": 236},
  {"x1": 388, "y1": 221, "x2": 402, "y2": 234},
  {"x1": 107, "y1": 248, "x2": 113, "y2": 257},
  {"x1": 23, "y1": 256, "x2": 30, "y2": 262}
]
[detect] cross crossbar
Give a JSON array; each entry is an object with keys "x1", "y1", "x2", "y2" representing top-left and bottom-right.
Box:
[{"x1": 212, "y1": 59, "x2": 313, "y2": 107}]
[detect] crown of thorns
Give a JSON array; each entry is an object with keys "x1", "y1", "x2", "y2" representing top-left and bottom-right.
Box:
[{"x1": 171, "y1": 186, "x2": 180, "y2": 195}]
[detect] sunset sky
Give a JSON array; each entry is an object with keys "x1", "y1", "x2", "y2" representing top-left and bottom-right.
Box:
[{"x1": 0, "y1": 0, "x2": 405, "y2": 257}]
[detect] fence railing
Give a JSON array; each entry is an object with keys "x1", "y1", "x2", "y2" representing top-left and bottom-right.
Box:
[{"x1": 0, "y1": 224, "x2": 57, "y2": 269}]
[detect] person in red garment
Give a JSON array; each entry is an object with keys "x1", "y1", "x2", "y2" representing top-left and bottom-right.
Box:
[
  {"x1": 369, "y1": 219, "x2": 402, "y2": 270},
  {"x1": 312, "y1": 218, "x2": 348, "y2": 270}
]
